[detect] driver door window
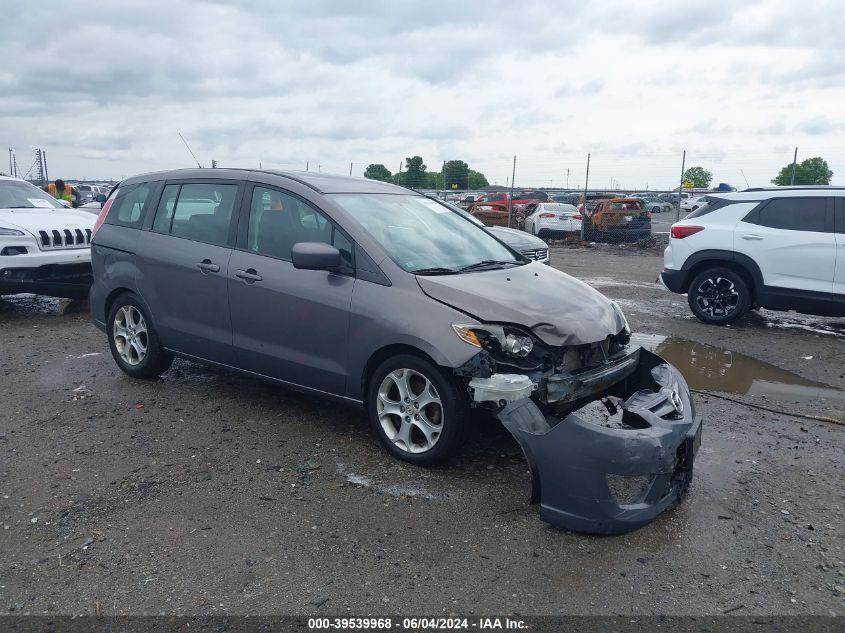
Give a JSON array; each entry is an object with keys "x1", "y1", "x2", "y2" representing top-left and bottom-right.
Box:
[{"x1": 247, "y1": 186, "x2": 353, "y2": 269}]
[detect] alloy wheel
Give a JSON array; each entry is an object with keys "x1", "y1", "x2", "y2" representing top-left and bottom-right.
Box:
[
  {"x1": 377, "y1": 368, "x2": 444, "y2": 454},
  {"x1": 694, "y1": 276, "x2": 740, "y2": 318},
  {"x1": 113, "y1": 305, "x2": 148, "y2": 366}
]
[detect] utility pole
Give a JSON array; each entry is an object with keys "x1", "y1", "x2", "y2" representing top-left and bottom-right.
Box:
[
  {"x1": 396, "y1": 161, "x2": 402, "y2": 185},
  {"x1": 306, "y1": 161, "x2": 309, "y2": 171},
  {"x1": 318, "y1": 164, "x2": 321, "y2": 173},
  {"x1": 677, "y1": 150, "x2": 686, "y2": 222},
  {"x1": 8, "y1": 149, "x2": 12, "y2": 176},
  {"x1": 349, "y1": 162, "x2": 353, "y2": 176},
  {"x1": 566, "y1": 168, "x2": 570, "y2": 189},
  {"x1": 580, "y1": 153, "x2": 590, "y2": 240},
  {"x1": 42, "y1": 150, "x2": 48, "y2": 182},
  {"x1": 442, "y1": 161, "x2": 447, "y2": 200},
  {"x1": 790, "y1": 147, "x2": 798, "y2": 185},
  {"x1": 508, "y1": 155, "x2": 516, "y2": 228}
]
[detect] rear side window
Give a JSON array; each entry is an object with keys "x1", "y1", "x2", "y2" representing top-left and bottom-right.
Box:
[
  {"x1": 152, "y1": 183, "x2": 239, "y2": 246},
  {"x1": 106, "y1": 183, "x2": 152, "y2": 228},
  {"x1": 745, "y1": 198, "x2": 828, "y2": 232}
]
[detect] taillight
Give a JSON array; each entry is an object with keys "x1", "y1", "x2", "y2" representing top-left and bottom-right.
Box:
[
  {"x1": 572, "y1": 213, "x2": 582, "y2": 220},
  {"x1": 539, "y1": 213, "x2": 556, "y2": 218},
  {"x1": 92, "y1": 196, "x2": 115, "y2": 237},
  {"x1": 671, "y1": 225, "x2": 704, "y2": 239}
]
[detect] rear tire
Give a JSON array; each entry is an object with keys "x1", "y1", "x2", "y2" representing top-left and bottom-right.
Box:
[
  {"x1": 107, "y1": 293, "x2": 173, "y2": 378},
  {"x1": 367, "y1": 354, "x2": 469, "y2": 465},
  {"x1": 687, "y1": 268, "x2": 751, "y2": 325}
]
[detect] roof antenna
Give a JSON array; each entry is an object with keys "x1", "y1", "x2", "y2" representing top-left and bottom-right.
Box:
[
  {"x1": 178, "y1": 132, "x2": 203, "y2": 168},
  {"x1": 740, "y1": 168, "x2": 750, "y2": 189}
]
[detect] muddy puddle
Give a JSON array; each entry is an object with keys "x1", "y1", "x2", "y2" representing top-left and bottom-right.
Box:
[{"x1": 630, "y1": 333, "x2": 845, "y2": 404}]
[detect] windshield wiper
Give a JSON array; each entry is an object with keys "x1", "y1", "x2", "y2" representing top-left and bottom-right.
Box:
[
  {"x1": 410, "y1": 267, "x2": 460, "y2": 275},
  {"x1": 458, "y1": 260, "x2": 522, "y2": 272}
]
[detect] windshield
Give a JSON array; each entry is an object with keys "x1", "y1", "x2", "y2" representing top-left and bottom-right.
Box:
[
  {"x1": 331, "y1": 194, "x2": 521, "y2": 273},
  {"x1": 0, "y1": 179, "x2": 64, "y2": 209}
]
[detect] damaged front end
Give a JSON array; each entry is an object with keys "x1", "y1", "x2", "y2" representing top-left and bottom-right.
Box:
[{"x1": 458, "y1": 341, "x2": 702, "y2": 535}]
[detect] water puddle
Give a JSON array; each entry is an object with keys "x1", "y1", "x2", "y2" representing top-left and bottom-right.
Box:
[{"x1": 630, "y1": 333, "x2": 845, "y2": 405}]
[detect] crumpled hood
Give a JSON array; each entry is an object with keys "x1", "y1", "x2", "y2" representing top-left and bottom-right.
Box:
[{"x1": 416, "y1": 262, "x2": 625, "y2": 346}]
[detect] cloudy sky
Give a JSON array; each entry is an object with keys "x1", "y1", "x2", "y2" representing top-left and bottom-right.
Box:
[{"x1": 3, "y1": 0, "x2": 844, "y2": 188}]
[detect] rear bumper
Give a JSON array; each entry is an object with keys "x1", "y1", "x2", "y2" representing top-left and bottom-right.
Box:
[
  {"x1": 660, "y1": 268, "x2": 689, "y2": 294},
  {"x1": 0, "y1": 262, "x2": 92, "y2": 299},
  {"x1": 498, "y1": 349, "x2": 702, "y2": 535}
]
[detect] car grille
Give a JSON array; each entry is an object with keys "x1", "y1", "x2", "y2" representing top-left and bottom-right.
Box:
[
  {"x1": 37, "y1": 228, "x2": 92, "y2": 250},
  {"x1": 521, "y1": 248, "x2": 548, "y2": 261}
]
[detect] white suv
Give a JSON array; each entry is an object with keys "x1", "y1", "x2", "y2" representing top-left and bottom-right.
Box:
[
  {"x1": 662, "y1": 187, "x2": 844, "y2": 324},
  {"x1": 0, "y1": 175, "x2": 96, "y2": 299}
]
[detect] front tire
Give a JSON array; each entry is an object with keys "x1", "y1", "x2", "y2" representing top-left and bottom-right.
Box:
[
  {"x1": 687, "y1": 268, "x2": 751, "y2": 325},
  {"x1": 107, "y1": 293, "x2": 173, "y2": 378},
  {"x1": 367, "y1": 354, "x2": 468, "y2": 465}
]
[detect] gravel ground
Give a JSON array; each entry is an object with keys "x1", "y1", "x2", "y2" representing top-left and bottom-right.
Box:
[{"x1": 1, "y1": 246, "x2": 843, "y2": 617}]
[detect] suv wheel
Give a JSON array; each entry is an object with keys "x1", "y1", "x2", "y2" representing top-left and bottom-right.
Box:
[
  {"x1": 107, "y1": 293, "x2": 173, "y2": 378},
  {"x1": 687, "y1": 268, "x2": 750, "y2": 325},
  {"x1": 367, "y1": 354, "x2": 468, "y2": 465}
]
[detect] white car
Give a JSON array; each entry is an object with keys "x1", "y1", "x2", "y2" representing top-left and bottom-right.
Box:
[
  {"x1": 524, "y1": 203, "x2": 582, "y2": 237},
  {"x1": 0, "y1": 175, "x2": 96, "y2": 299},
  {"x1": 661, "y1": 187, "x2": 845, "y2": 324},
  {"x1": 680, "y1": 196, "x2": 706, "y2": 212}
]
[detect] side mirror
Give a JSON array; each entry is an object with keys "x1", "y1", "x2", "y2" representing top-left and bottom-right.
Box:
[
  {"x1": 291, "y1": 242, "x2": 341, "y2": 271},
  {"x1": 95, "y1": 194, "x2": 107, "y2": 203}
]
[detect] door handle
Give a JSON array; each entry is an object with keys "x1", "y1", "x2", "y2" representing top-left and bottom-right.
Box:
[
  {"x1": 740, "y1": 234, "x2": 763, "y2": 241},
  {"x1": 235, "y1": 268, "x2": 263, "y2": 283},
  {"x1": 196, "y1": 259, "x2": 220, "y2": 273}
]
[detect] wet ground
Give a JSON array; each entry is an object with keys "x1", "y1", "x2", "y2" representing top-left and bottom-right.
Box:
[{"x1": 1, "y1": 248, "x2": 844, "y2": 617}]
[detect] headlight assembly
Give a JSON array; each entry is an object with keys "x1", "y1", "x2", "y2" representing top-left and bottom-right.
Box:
[
  {"x1": 611, "y1": 301, "x2": 631, "y2": 335},
  {"x1": 0, "y1": 228, "x2": 25, "y2": 236},
  {"x1": 452, "y1": 323, "x2": 534, "y2": 358}
]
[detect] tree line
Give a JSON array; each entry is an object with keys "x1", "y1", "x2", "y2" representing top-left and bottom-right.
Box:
[
  {"x1": 365, "y1": 156, "x2": 834, "y2": 191},
  {"x1": 681, "y1": 157, "x2": 833, "y2": 189},
  {"x1": 364, "y1": 157, "x2": 489, "y2": 190}
]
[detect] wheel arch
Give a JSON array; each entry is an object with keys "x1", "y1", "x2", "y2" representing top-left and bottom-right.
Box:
[
  {"x1": 361, "y1": 344, "x2": 443, "y2": 408},
  {"x1": 682, "y1": 249, "x2": 763, "y2": 298}
]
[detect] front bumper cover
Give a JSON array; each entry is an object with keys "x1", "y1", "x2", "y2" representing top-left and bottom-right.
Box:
[{"x1": 497, "y1": 348, "x2": 702, "y2": 535}]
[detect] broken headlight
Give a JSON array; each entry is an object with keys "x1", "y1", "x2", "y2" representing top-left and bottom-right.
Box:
[
  {"x1": 611, "y1": 301, "x2": 631, "y2": 336},
  {"x1": 452, "y1": 323, "x2": 534, "y2": 358}
]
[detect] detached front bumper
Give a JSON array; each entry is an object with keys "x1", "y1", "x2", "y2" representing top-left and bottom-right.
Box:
[{"x1": 497, "y1": 348, "x2": 702, "y2": 535}]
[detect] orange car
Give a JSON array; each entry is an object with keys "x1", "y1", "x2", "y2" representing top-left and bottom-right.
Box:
[{"x1": 583, "y1": 197, "x2": 652, "y2": 241}]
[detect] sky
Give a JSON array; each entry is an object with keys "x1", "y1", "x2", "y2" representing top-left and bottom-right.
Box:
[{"x1": 2, "y1": 0, "x2": 845, "y2": 189}]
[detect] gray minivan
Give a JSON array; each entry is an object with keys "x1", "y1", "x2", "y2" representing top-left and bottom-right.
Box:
[{"x1": 90, "y1": 169, "x2": 701, "y2": 533}]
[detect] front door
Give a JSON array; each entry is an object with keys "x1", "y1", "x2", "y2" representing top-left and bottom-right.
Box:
[
  {"x1": 136, "y1": 180, "x2": 242, "y2": 362},
  {"x1": 228, "y1": 185, "x2": 355, "y2": 396}
]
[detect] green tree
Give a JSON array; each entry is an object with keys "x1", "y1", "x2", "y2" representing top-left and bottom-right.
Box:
[
  {"x1": 772, "y1": 156, "x2": 833, "y2": 185},
  {"x1": 402, "y1": 156, "x2": 427, "y2": 188},
  {"x1": 363, "y1": 163, "x2": 393, "y2": 182},
  {"x1": 683, "y1": 166, "x2": 713, "y2": 188},
  {"x1": 467, "y1": 170, "x2": 489, "y2": 189},
  {"x1": 443, "y1": 160, "x2": 470, "y2": 190}
]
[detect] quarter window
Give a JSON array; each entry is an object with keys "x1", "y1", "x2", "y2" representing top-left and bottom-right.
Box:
[
  {"x1": 748, "y1": 198, "x2": 827, "y2": 232},
  {"x1": 152, "y1": 183, "x2": 239, "y2": 246},
  {"x1": 247, "y1": 186, "x2": 353, "y2": 268},
  {"x1": 107, "y1": 183, "x2": 152, "y2": 228}
]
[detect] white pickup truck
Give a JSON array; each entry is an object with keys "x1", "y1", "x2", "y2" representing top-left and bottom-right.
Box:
[{"x1": 0, "y1": 175, "x2": 95, "y2": 299}]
